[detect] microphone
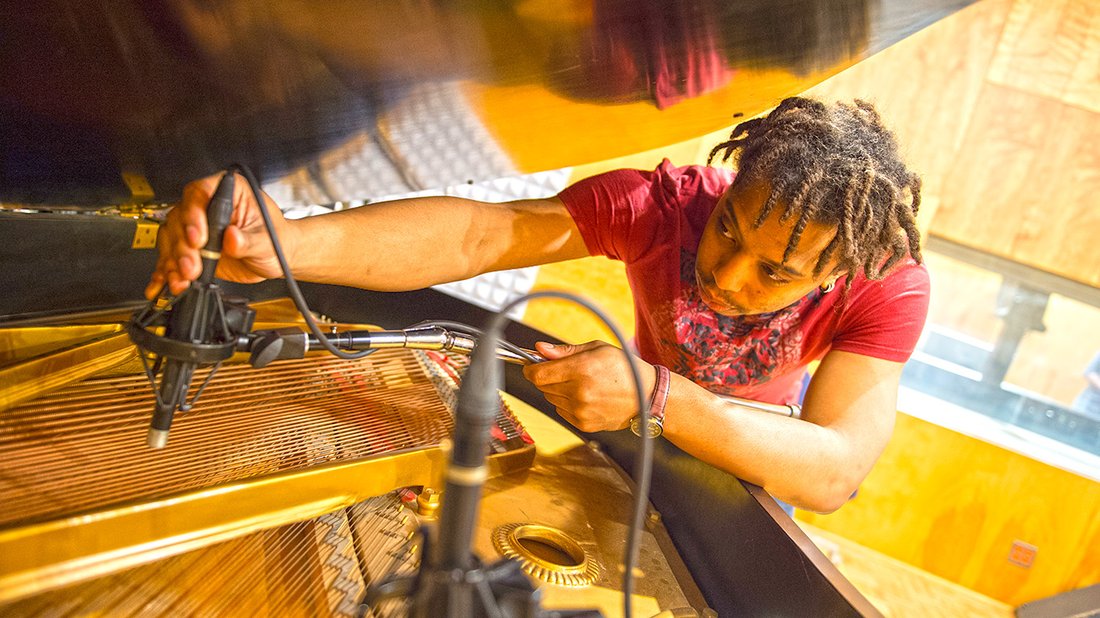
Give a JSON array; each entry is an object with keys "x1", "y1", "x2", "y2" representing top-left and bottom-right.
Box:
[
  {"x1": 397, "y1": 327, "x2": 505, "y2": 615},
  {"x1": 129, "y1": 172, "x2": 242, "y2": 449},
  {"x1": 361, "y1": 303, "x2": 599, "y2": 616},
  {"x1": 433, "y1": 331, "x2": 502, "y2": 571}
]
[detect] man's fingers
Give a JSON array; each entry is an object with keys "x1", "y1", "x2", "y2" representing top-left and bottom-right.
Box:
[
  {"x1": 179, "y1": 253, "x2": 200, "y2": 281},
  {"x1": 534, "y1": 340, "x2": 605, "y2": 360},
  {"x1": 170, "y1": 228, "x2": 200, "y2": 277},
  {"x1": 179, "y1": 182, "x2": 215, "y2": 247},
  {"x1": 550, "y1": 405, "x2": 580, "y2": 428},
  {"x1": 166, "y1": 270, "x2": 191, "y2": 296},
  {"x1": 222, "y1": 225, "x2": 246, "y2": 258},
  {"x1": 144, "y1": 272, "x2": 164, "y2": 300},
  {"x1": 534, "y1": 341, "x2": 567, "y2": 359},
  {"x1": 146, "y1": 172, "x2": 254, "y2": 298},
  {"x1": 184, "y1": 223, "x2": 204, "y2": 248},
  {"x1": 535, "y1": 378, "x2": 581, "y2": 400},
  {"x1": 525, "y1": 342, "x2": 611, "y2": 386},
  {"x1": 523, "y1": 359, "x2": 578, "y2": 388}
]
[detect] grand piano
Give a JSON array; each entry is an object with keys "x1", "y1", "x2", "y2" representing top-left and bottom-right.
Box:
[{"x1": 0, "y1": 1, "x2": 974, "y2": 615}]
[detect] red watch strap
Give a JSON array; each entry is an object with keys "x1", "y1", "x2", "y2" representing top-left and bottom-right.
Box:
[{"x1": 649, "y1": 365, "x2": 671, "y2": 423}]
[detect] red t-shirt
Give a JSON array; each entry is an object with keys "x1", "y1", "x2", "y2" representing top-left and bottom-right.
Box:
[{"x1": 558, "y1": 160, "x2": 930, "y2": 405}]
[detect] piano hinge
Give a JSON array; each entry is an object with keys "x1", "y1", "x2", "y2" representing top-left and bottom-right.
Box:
[
  {"x1": 122, "y1": 172, "x2": 155, "y2": 202},
  {"x1": 120, "y1": 173, "x2": 160, "y2": 249},
  {"x1": 132, "y1": 219, "x2": 159, "y2": 249}
]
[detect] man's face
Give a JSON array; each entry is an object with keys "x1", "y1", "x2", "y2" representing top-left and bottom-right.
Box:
[{"x1": 695, "y1": 179, "x2": 840, "y2": 316}]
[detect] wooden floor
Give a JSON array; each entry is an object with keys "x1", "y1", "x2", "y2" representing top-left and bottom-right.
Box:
[{"x1": 798, "y1": 522, "x2": 1014, "y2": 618}]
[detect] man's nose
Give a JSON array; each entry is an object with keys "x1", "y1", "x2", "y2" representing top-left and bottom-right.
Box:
[{"x1": 713, "y1": 254, "x2": 752, "y2": 293}]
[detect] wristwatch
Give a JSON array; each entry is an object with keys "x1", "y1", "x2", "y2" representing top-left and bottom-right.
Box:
[{"x1": 630, "y1": 365, "x2": 670, "y2": 438}]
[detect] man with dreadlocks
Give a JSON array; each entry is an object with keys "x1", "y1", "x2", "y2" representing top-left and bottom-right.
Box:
[{"x1": 150, "y1": 96, "x2": 928, "y2": 514}]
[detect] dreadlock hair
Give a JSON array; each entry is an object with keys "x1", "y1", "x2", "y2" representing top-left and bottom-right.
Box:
[{"x1": 707, "y1": 96, "x2": 923, "y2": 289}]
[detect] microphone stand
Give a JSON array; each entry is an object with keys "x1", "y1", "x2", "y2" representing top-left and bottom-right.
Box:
[
  {"x1": 233, "y1": 325, "x2": 793, "y2": 616},
  {"x1": 357, "y1": 329, "x2": 601, "y2": 618}
]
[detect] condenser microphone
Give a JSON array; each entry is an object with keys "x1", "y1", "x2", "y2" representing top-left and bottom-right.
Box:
[
  {"x1": 132, "y1": 173, "x2": 238, "y2": 449},
  {"x1": 433, "y1": 331, "x2": 502, "y2": 571},
  {"x1": 397, "y1": 327, "x2": 504, "y2": 615}
]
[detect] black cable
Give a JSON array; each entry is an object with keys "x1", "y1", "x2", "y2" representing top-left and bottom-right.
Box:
[
  {"x1": 486, "y1": 291, "x2": 653, "y2": 618},
  {"x1": 228, "y1": 164, "x2": 373, "y2": 360}
]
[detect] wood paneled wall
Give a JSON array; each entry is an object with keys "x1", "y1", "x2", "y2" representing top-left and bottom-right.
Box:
[
  {"x1": 807, "y1": 0, "x2": 1012, "y2": 215},
  {"x1": 796, "y1": 412, "x2": 1100, "y2": 607},
  {"x1": 807, "y1": 0, "x2": 1100, "y2": 286},
  {"x1": 802, "y1": 1, "x2": 1100, "y2": 604}
]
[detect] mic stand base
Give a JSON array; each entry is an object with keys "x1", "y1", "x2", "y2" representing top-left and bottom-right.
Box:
[{"x1": 361, "y1": 556, "x2": 603, "y2": 618}]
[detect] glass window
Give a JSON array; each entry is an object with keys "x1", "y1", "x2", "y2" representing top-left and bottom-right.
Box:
[{"x1": 900, "y1": 242, "x2": 1100, "y2": 461}]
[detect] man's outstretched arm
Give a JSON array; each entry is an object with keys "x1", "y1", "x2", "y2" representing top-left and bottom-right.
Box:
[{"x1": 148, "y1": 172, "x2": 590, "y2": 297}]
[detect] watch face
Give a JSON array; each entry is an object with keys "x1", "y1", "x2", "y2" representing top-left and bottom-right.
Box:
[
  {"x1": 630, "y1": 415, "x2": 663, "y2": 438},
  {"x1": 644, "y1": 418, "x2": 664, "y2": 438}
]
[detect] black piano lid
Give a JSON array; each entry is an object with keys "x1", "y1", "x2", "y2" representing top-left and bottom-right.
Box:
[
  {"x1": 0, "y1": 0, "x2": 976, "y2": 320},
  {"x1": 0, "y1": 0, "x2": 972, "y2": 208}
]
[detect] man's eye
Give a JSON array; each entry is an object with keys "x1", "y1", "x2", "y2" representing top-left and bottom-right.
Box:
[
  {"x1": 762, "y1": 266, "x2": 790, "y2": 283},
  {"x1": 719, "y1": 219, "x2": 735, "y2": 240}
]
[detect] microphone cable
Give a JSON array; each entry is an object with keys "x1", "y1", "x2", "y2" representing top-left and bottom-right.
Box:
[
  {"x1": 409, "y1": 319, "x2": 541, "y2": 364},
  {"x1": 228, "y1": 164, "x2": 375, "y2": 360}
]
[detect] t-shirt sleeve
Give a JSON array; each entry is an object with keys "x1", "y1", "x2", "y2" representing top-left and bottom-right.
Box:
[
  {"x1": 557, "y1": 160, "x2": 728, "y2": 264},
  {"x1": 557, "y1": 166, "x2": 662, "y2": 263},
  {"x1": 830, "y1": 262, "x2": 931, "y2": 363}
]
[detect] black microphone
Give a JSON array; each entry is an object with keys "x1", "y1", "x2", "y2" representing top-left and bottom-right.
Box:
[
  {"x1": 401, "y1": 328, "x2": 503, "y2": 615},
  {"x1": 434, "y1": 332, "x2": 502, "y2": 570},
  {"x1": 134, "y1": 173, "x2": 238, "y2": 448}
]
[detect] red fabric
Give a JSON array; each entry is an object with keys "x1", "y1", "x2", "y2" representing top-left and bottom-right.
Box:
[
  {"x1": 558, "y1": 160, "x2": 930, "y2": 405},
  {"x1": 586, "y1": 0, "x2": 734, "y2": 109}
]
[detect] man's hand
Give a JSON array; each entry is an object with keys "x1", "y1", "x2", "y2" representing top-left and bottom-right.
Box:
[
  {"x1": 523, "y1": 341, "x2": 656, "y2": 433},
  {"x1": 145, "y1": 173, "x2": 294, "y2": 299}
]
